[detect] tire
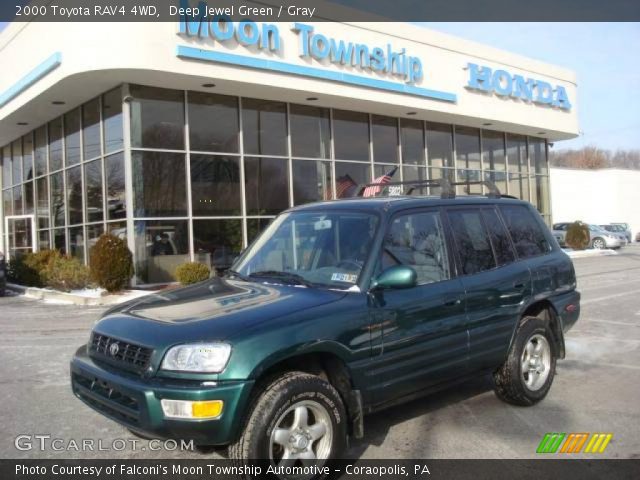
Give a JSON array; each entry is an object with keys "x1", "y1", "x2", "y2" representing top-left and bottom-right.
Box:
[
  {"x1": 493, "y1": 316, "x2": 557, "y2": 406},
  {"x1": 229, "y1": 371, "x2": 347, "y2": 479},
  {"x1": 592, "y1": 237, "x2": 605, "y2": 249}
]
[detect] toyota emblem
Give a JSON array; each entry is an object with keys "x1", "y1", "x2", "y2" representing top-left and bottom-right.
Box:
[{"x1": 109, "y1": 342, "x2": 120, "y2": 356}]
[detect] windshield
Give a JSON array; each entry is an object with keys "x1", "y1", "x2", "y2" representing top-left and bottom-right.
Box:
[{"x1": 233, "y1": 211, "x2": 379, "y2": 289}]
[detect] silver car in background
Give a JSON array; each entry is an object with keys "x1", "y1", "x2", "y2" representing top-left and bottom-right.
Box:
[
  {"x1": 589, "y1": 224, "x2": 622, "y2": 249},
  {"x1": 601, "y1": 223, "x2": 632, "y2": 243}
]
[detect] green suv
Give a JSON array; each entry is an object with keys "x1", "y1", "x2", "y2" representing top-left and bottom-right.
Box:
[{"x1": 71, "y1": 185, "x2": 580, "y2": 470}]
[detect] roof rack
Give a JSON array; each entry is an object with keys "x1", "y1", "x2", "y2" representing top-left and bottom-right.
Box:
[{"x1": 356, "y1": 178, "x2": 502, "y2": 199}]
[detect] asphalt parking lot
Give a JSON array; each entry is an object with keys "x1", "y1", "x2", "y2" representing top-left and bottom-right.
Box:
[{"x1": 1, "y1": 245, "x2": 639, "y2": 460}]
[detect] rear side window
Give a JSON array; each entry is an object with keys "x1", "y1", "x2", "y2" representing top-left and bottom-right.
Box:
[
  {"x1": 499, "y1": 205, "x2": 551, "y2": 259},
  {"x1": 447, "y1": 209, "x2": 496, "y2": 275},
  {"x1": 482, "y1": 208, "x2": 516, "y2": 266}
]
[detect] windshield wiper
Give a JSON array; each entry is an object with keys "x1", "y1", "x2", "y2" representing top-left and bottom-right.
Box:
[{"x1": 248, "y1": 270, "x2": 314, "y2": 287}]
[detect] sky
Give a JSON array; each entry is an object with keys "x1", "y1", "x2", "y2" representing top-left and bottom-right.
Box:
[
  {"x1": 421, "y1": 23, "x2": 640, "y2": 152},
  {"x1": 0, "y1": 21, "x2": 638, "y2": 151}
]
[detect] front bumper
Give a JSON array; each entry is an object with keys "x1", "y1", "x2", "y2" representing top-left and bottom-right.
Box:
[{"x1": 70, "y1": 346, "x2": 254, "y2": 445}]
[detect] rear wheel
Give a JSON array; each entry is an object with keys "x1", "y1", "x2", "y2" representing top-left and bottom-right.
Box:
[
  {"x1": 229, "y1": 372, "x2": 346, "y2": 479},
  {"x1": 592, "y1": 237, "x2": 606, "y2": 249},
  {"x1": 493, "y1": 316, "x2": 556, "y2": 406}
]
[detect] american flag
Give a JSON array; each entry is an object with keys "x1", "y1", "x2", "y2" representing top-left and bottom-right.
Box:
[
  {"x1": 335, "y1": 174, "x2": 358, "y2": 199},
  {"x1": 362, "y1": 167, "x2": 398, "y2": 197}
]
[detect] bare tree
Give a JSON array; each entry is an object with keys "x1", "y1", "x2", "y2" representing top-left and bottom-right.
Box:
[{"x1": 550, "y1": 146, "x2": 640, "y2": 170}]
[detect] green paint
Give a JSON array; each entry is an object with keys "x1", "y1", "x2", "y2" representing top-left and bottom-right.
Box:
[{"x1": 537, "y1": 432, "x2": 566, "y2": 453}]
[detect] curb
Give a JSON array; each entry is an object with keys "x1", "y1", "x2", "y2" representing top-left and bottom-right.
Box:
[{"x1": 6, "y1": 283, "x2": 149, "y2": 306}]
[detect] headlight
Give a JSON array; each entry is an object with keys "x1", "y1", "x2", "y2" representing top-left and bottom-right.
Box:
[{"x1": 161, "y1": 343, "x2": 231, "y2": 373}]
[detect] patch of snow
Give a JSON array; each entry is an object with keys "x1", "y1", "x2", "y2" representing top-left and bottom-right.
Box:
[
  {"x1": 565, "y1": 248, "x2": 617, "y2": 258},
  {"x1": 68, "y1": 288, "x2": 106, "y2": 298},
  {"x1": 43, "y1": 298, "x2": 74, "y2": 305}
]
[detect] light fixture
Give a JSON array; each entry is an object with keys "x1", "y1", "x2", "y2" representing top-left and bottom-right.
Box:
[
  {"x1": 483, "y1": 122, "x2": 493, "y2": 126},
  {"x1": 406, "y1": 111, "x2": 417, "y2": 116},
  {"x1": 17, "y1": 122, "x2": 28, "y2": 126},
  {"x1": 52, "y1": 100, "x2": 65, "y2": 105},
  {"x1": 202, "y1": 83, "x2": 216, "y2": 88},
  {"x1": 537, "y1": 131, "x2": 546, "y2": 135},
  {"x1": 306, "y1": 97, "x2": 318, "y2": 101}
]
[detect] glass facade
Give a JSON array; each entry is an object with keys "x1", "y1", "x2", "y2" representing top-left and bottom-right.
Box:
[{"x1": 0, "y1": 83, "x2": 552, "y2": 284}]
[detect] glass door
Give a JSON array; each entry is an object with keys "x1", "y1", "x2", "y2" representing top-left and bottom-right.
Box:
[{"x1": 5, "y1": 215, "x2": 36, "y2": 261}]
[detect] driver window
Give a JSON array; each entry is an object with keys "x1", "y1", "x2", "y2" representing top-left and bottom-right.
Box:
[{"x1": 383, "y1": 211, "x2": 450, "y2": 285}]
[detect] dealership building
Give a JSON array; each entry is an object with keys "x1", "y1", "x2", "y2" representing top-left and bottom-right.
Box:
[{"x1": 0, "y1": 19, "x2": 579, "y2": 285}]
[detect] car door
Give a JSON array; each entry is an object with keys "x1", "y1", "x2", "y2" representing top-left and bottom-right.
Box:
[
  {"x1": 366, "y1": 208, "x2": 468, "y2": 406},
  {"x1": 445, "y1": 206, "x2": 532, "y2": 373}
]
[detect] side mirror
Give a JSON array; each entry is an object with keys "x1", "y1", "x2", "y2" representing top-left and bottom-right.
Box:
[{"x1": 370, "y1": 265, "x2": 417, "y2": 291}]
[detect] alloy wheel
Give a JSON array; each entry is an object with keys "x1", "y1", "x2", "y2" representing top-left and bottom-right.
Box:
[
  {"x1": 269, "y1": 400, "x2": 333, "y2": 468},
  {"x1": 521, "y1": 333, "x2": 551, "y2": 391}
]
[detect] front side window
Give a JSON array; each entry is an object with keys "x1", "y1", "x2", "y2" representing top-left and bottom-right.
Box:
[
  {"x1": 447, "y1": 209, "x2": 496, "y2": 275},
  {"x1": 499, "y1": 205, "x2": 551, "y2": 259},
  {"x1": 235, "y1": 211, "x2": 379, "y2": 289},
  {"x1": 383, "y1": 211, "x2": 450, "y2": 285}
]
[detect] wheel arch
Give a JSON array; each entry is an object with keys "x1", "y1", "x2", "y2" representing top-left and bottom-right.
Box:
[
  {"x1": 242, "y1": 346, "x2": 364, "y2": 440},
  {"x1": 510, "y1": 299, "x2": 565, "y2": 359}
]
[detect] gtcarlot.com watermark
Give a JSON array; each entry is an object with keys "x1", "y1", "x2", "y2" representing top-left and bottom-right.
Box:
[{"x1": 14, "y1": 434, "x2": 194, "y2": 452}]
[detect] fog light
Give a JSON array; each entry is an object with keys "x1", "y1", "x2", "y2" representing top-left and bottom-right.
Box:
[{"x1": 161, "y1": 399, "x2": 223, "y2": 419}]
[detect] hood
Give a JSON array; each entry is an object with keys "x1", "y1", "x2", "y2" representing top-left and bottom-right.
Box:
[{"x1": 93, "y1": 277, "x2": 347, "y2": 348}]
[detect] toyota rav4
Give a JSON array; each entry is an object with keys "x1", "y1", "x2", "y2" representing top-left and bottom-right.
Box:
[{"x1": 71, "y1": 183, "x2": 580, "y2": 474}]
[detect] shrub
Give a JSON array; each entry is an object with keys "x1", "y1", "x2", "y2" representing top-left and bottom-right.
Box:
[
  {"x1": 43, "y1": 255, "x2": 90, "y2": 291},
  {"x1": 565, "y1": 221, "x2": 590, "y2": 250},
  {"x1": 175, "y1": 262, "x2": 211, "y2": 285},
  {"x1": 89, "y1": 234, "x2": 134, "y2": 293},
  {"x1": 7, "y1": 250, "x2": 61, "y2": 287},
  {"x1": 7, "y1": 256, "x2": 39, "y2": 286}
]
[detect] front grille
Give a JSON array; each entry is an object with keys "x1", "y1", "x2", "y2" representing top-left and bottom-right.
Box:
[
  {"x1": 72, "y1": 372, "x2": 140, "y2": 424},
  {"x1": 90, "y1": 333, "x2": 152, "y2": 374}
]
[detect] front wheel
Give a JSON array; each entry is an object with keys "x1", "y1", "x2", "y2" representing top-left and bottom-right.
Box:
[
  {"x1": 592, "y1": 237, "x2": 606, "y2": 249},
  {"x1": 493, "y1": 316, "x2": 557, "y2": 406},
  {"x1": 229, "y1": 372, "x2": 347, "y2": 479}
]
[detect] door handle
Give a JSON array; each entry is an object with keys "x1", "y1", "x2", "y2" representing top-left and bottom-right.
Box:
[{"x1": 513, "y1": 282, "x2": 526, "y2": 290}]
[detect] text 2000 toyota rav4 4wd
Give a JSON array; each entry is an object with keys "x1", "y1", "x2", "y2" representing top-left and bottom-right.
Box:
[{"x1": 71, "y1": 182, "x2": 580, "y2": 473}]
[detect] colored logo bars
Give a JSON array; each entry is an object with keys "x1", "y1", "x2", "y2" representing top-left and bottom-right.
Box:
[{"x1": 537, "y1": 433, "x2": 613, "y2": 454}]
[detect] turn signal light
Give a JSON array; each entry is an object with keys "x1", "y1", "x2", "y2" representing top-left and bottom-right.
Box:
[
  {"x1": 161, "y1": 399, "x2": 224, "y2": 419},
  {"x1": 192, "y1": 400, "x2": 224, "y2": 418}
]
